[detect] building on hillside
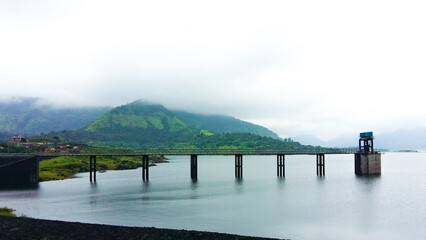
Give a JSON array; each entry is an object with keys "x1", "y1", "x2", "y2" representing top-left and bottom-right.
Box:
[
  {"x1": 70, "y1": 145, "x2": 80, "y2": 153},
  {"x1": 10, "y1": 135, "x2": 28, "y2": 145},
  {"x1": 45, "y1": 147, "x2": 57, "y2": 153}
]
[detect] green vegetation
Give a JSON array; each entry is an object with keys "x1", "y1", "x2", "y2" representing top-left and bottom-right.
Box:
[
  {"x1": 191, "y1": 132, "x2": 312, "y2": 151},
  {"x1": 39, "y1": 155, "x2": 167, "y2": 181},
  {"x1": 200, "y1": 129, "x2": 215, "y2": 136},
  {"x1": 174, "y1": 110, "x2": 280, "y2": 139},
  {"x1": 52, "y1": 101, "x2": 306, "y2": 151},
  {"x1": 147, "y1": 114, "x2": 164, "y2": 130},
  {"x1": 0, "y1": 143, "x2": 27, "y2": 153},
  {"x1": 87, "y1": 112, "x2": 149, "y2": 132},
  {"x1": 0, "y1": 207, "x2": 16, "y2": 217},
  {"x1": 168, "y1": 116, "x2": 187, "y2": 132}
]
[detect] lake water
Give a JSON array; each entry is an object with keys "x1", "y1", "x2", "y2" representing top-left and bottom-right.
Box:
[{"x1": 1, "y1": 153, "x2": 425, "y2": 240}]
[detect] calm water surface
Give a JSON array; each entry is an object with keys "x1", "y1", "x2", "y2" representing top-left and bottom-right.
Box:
[{"x1": 1, "y1": 153, "x2": 425, "y2": 240}]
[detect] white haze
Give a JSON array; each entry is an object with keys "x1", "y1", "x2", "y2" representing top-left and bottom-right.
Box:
[{"x1": 1, "y1": 0, "x2": 426, "y2": 140}]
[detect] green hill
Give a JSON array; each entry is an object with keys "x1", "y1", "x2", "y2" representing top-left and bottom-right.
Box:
[
  {"x1": 85, "y1": 102, "x2": 187, "y2": 133},
  {"x1": 174, "y1": 111, "x2": 279, "y2": 139},
  {"x1": 56, "y1": 100, "x2": 310, "y2": 151}
]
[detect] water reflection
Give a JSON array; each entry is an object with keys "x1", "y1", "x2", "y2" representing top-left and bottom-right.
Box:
[
  {"x1": 355, "y1": 175, "x2": 381, "y2": 193},
  {"x1": 276, "y1": 177, "x2": 286, "y2": 190},
  {"x1": 141, "y1": 181, "x2": 150, "y2": 193},
  {"x1": 234, "y1": 178, "x2": 244, "y2": 194},
  {"x1": 0, "y1": 183, "x2": 39, "y2": 191},
  {"x1": 139, "y1": 181, "x2": 151, "y2": 201},
  {"x1": 190, "y1": 180, "x2": 198, "y2": 199},
  {"x1": 354, "y1": 175, "x2": 381, "y2": 232},
  {"x1": 316, "y1": 176, "x2": 326, "y2": 181},
  {"x1": 89, "y1": 182, "x2": 98, "y2": 205},
  {"x1": 1, "y1": 153, "x2": 424, "y2": 240},
  {"x1": 190, "y1": 180, "x2": 198, "y2": 190},
  {"x1": 0, "y1": 186, "x2": 40, "y2": 199}
]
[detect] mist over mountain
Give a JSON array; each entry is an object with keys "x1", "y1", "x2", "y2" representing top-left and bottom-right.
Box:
[
  {"x1": 294, "y1": 129, "x2": 426, "y2": 150},
  {"x1": 0, "y1": 97, "x2": 109, "y2": 137}
]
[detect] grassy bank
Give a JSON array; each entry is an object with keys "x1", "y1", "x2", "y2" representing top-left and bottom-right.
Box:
[
  {"x1": 39, "y1": 155, "x2": 167, "y2": 181},
  {"x1": 0, "y1": 207, "x2": 16, "y2": 217}
]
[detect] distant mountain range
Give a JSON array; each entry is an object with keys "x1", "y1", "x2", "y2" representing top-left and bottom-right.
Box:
[
  {"x1": 0, "y1": 98, "x2": 278, "y2": 139},
  {"x1": 0, "y1": 97, "x2": 108, "y2": 139},
  {"x1": 3, "y1": 97, "x2": 422, "y2": 150},
  {"x1": 294, "y1": 129, "x2": 426, "y2": 151},
  {"x1": 293, "y1": 134, "x2": 357, "y2": 148}
]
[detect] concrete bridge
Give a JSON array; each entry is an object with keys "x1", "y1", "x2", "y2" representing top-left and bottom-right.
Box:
[{"x1": 0, "y1": 148, "x2": 357, "y2": 186}]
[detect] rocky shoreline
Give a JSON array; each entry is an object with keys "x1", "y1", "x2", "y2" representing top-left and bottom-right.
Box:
[{"x1": 0, "y1": 216, "x2": 288, "y2": 240}]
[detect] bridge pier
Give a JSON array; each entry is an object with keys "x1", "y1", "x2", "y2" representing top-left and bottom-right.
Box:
[
  {"x1": 190, "y1": 154, "x2": 198, "y2": 180},
  {"x1": 0, "y1": 156, "x2": 40, "y2": 187},
  {"x1": 142, "y1": 155, "x2": 149, "y2": 181},
  {"x1": 235, "y1": 154, "x2": 243, "y2": 178},
  {"x1": 89, "y1": 157, "x2": 92, "y2": 181},
  {"x1": 31, "y1": 157, "x2": 40, "y2": 183},
  {"x1": 90, "y1": 155, "x2": 96, "y2": 182},
  {"x1": 316, "y1": 154, "x2": 325, "y2": 176},
  {"x1": 277, "y1": 154, "x2": 285, "y2": 177}
]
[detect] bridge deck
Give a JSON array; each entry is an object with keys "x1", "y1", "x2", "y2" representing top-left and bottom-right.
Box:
[{"x1": 1, "y1": 149, "x2": 357, "y2": 158}]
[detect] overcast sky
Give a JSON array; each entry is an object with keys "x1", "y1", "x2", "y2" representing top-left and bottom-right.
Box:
[{"x1": 1, "y1": 0, "x2": 426, "y2": 140}]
